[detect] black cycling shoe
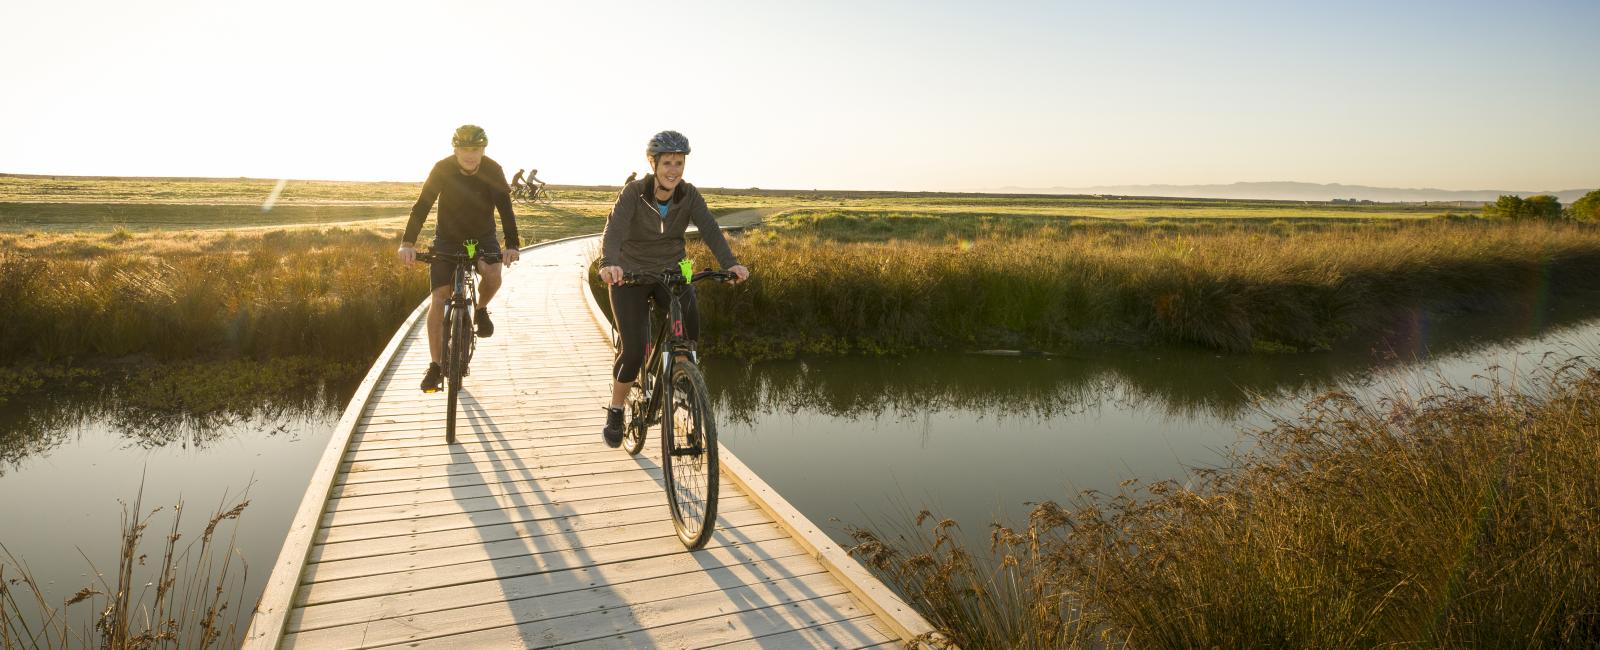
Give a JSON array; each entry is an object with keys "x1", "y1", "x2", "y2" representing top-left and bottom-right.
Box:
[
  {"x1": 420, "y1": 362, "x2": 443, "y2": 393},
  {"x1": 602, "y1": 407, "x2": 625, "y2": 448},
  {"x1": 475, "y1": 307, "x2": 494, "y2": 338}
]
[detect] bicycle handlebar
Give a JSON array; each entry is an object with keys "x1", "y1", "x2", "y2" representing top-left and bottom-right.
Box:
[
  {"x1": 414, "y1": 250, "x2": 503, "y2": 264},
  {"x1": 620, "y1": 269, "x2": 739, "y2": 286}
]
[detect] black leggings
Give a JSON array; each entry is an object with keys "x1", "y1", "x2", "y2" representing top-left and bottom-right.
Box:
[{"x1": 609, "y1": 283, "x2": 699, "y2": 383}]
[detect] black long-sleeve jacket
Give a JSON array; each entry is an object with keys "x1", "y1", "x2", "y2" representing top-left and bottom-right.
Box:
[{"x1": 404, "y1": 156, "x2": 520, "y2": 248}]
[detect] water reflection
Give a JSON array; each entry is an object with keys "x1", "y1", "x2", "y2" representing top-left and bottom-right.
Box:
[
  {"x1": 0, "y1": 376, "x2": 355, "y2": 476},
  {"x1": 711, "y1": 296, "x2": 1600, "y2": 425},
  {"x1": 703, "y1": 303, "x2": 1600, "y2": 555}
]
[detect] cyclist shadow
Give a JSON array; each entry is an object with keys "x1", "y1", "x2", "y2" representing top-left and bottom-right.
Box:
[
  {"x1": 620, "y1": 444, "x2": 871, "y2": 647},
  {"x1": 442, "y1": 391, "x2": 658, "y2": 646}
]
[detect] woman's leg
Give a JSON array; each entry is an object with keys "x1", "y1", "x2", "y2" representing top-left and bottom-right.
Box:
[{"x1": 608, "y1": 284, "x2": 653, "y2": 407}]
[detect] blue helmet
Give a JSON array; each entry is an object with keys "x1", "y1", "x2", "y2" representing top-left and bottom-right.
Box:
[{"x1": 646, "y1": 130, "x2": 690, "y2": 159}]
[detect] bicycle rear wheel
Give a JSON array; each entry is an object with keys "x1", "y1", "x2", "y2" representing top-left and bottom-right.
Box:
[
  {"x1": 660, "y1": 360, "x2": 718, "y2": 550},
  {"x1": 445, "y1": 307, "x2": 471, "y2": 444}
]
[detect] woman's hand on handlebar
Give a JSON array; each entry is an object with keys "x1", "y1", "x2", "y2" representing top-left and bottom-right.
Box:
[
  {"x1": 728, "y1": 264, "x2": 749, "y2": 284},
  {"x1": 599, "y1": 265, "x2": 624, "y2": 286},
  {"x1": 502, "y1": 248, "x2": 521, "y2": 266},
  {"x1": 397, "y1": 243, "x2": 416, "y2": 264}
]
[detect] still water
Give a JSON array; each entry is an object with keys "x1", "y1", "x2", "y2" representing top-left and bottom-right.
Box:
[
  {"x1": 2, "y1": 304, "x2": 1596, "y2": 633},
  {"x1": 704, "y1": 306, "x2": 1600, "y2": 552}
]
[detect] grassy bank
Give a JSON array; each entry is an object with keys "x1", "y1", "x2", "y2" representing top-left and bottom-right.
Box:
[
  {"x1": 848, "y1": 361, "x2": 1600, "y2": 647},
  {"x1": 687, "y1": 213, "x2": 1600, "y2": 357},
  {"x1": 0, "y1": 227, "x2": 425, "y2": 364}
]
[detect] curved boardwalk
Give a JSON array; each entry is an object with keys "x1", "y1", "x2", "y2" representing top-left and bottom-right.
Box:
[{"x1": 245, "y1": 228, "x2": 942, "y2": 649}]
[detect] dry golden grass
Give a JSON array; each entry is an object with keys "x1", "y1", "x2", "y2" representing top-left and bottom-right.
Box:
[
  {"x1": 849, "y1": 362, "x2": 1600, "y2": 648},
  {"x1": 689, "y1": 216, "x2": 1600, "y2": 356}
]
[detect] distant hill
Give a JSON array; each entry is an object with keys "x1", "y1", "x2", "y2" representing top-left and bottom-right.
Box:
[{"x1": 986, "y1": 182, "x2": 1595, "y2": 204}]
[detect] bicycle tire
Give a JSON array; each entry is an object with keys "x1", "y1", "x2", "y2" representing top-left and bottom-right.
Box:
[
  {"x1": 660, "y1": 360, "x2": 718, "y2": 550},
  {"x1": 445, "y1": 306, "x2": 471, "y2": 444}
]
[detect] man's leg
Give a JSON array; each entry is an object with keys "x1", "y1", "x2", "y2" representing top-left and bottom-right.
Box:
[
  {"x1": 420, "y1": 284, "x2": 450, "y2": 392},
  {"x1": 477, "y1": 260, "x2": 503, "y2": 307},
  {"x1": 474, "y1": 259, "x2": 503, "y2": 338},
  {"x1": 427, "y1": 285, "x2": 450, "y2": 364}
]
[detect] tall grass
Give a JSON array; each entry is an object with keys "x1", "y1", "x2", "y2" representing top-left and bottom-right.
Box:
[
  {"x1": 0, "y1": 484, "x2": 252, "y2": 649},
  {"x1": 688, "y1": 216, "x2": 1600, "y2": 357},
  {"x1": 848, "y1": 361, "x2": 1600, "y2": 647},
  {"x1": 0, "y1": 227, "x2": 426, "y2": 364}
]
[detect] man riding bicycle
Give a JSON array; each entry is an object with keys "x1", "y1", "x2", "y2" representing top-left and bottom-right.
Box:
[
  {"x1": 598, "y1": 130, "x2": 749, "y2": 446},
  {"x1": 396, "y1": 124, "x2": 523, "y2": 393}
]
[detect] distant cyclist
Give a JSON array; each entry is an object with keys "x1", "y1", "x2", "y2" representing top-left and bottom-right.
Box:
[
  {"x1": 397, "y1": 124, "x2": 523, "y2": 393},
  {"x1": 597, "y1": 130, "x2": 749, "y2": 446},
  {"x1": 511, "y1": 168, "x2": 527, "y2": 189}
]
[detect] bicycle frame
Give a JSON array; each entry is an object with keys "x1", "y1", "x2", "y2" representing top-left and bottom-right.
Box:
[{"x1": 635, "y1": 282, "x2": 699, "y2": 449}]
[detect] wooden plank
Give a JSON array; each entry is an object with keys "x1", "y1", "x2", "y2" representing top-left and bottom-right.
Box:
[
  {"x1": 311, "y1": 500, "x2": 761, "y2": 565},
  {"x1": 535, "y1": 592, "x2": 878, "y2": 650},
  {"x1": 333, "y1": 453, "x2": 661, "y2": 486},
  {"x1": 297, "y1": 521, "x2": 796, "y2": 606},
  {"x1": 340, "y1": 432, "x2": 612, "y2": 461},
  {"x1": 342, "y1": 444, "x2": 654, "y2": 475},
  {"x1": 307, "y1": 508, "x2": 775, "y2": 585},
  {"x1": 324, "y1": 472, "x2": 664, "y2": 513},
  {"x1": 282, "y1": 554, "x2": 832, "y2": 648},
  {"x1": 315, "y1": 485, "x2": 747, "y2": 545},
  {"x1": 328, "y1": 464, "x2": 665, "y2": 505},
  {"x1": 364, "y1": 576, "x2": 859, "y2": 649},
  {"x1": 318, "y1": 475, "x2": 673, "y2": 529},
  {"x1": 707, "y1": 618, "x2": 901, "y2": 650},
  {"x1": 323, "y1": 462, "x2": 654, "y2": 499}
]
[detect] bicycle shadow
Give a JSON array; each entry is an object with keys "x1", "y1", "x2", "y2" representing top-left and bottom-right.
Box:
[{"x1": 608, "y1": 433, "x2": 870, "y2": 648}]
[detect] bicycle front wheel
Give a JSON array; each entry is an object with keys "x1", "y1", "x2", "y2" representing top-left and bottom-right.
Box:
[
  {"x1": 623, "y1": 382, "x2": 647, "y2": 456},
  {"x1": 660, "y1": 360, "x2": 718, "y2": 550},
  {"x1": 445, "y1": 307, "x2": 471, "y2": 444}
]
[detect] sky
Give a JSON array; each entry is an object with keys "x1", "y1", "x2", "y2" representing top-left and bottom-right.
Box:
[{"x1": 1, "y1": 0, "x2": 1596, "y2": 192}]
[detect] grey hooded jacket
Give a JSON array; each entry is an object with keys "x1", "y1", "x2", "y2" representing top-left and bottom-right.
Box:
[{"x1": 600, "y1": 175, "x2": 740, "y2": 272}]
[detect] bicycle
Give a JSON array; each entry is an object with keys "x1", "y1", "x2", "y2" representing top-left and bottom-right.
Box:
[
  {"x1": 413, "y1": 241, "x2": 501, "y2": 444},
  {"x1": 616, "y1": 265, "x2": 737, "y2": 550},
  {"x1": 512, "y1": 183, "x2": 553, "y2": 205}
]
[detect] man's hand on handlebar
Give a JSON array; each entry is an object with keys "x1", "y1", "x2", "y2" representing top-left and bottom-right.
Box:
[
  {"x1": 599, "y1": 265, "x2": 624, "y2": 286},
  {"x1": 397, "y1": 243, "x2": 416, "y2": 264},
  {"x1": 502, "y1": 248, "x2": 521, "y2": 266}
]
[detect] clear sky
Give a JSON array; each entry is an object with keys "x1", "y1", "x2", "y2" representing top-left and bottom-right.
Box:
[{"x1": 2, "y1": 0, "x2": 1595, "y2": 191}]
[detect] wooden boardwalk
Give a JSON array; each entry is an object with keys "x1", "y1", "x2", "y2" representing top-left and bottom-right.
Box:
[{"x1": 245, "y1": 230, "x2": 942, "y2": 649}]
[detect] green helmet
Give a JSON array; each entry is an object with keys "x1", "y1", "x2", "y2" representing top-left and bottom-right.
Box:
[{"x1": 452, "y1": 124, "x2": 488, "y2": 148}]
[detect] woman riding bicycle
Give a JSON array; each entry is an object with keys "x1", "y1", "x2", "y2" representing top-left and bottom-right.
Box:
[{"x1": 598, "y1": 130, "x2": 749, "y2": 447}]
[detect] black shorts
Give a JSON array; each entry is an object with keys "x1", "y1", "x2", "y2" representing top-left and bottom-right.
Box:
[{"x1": 429, "y1": 236, "x2": 501, "y2": 290}]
